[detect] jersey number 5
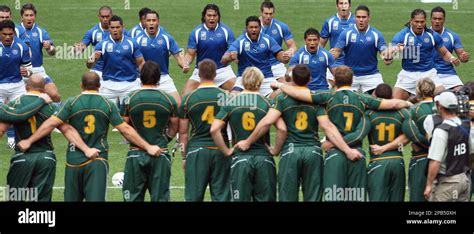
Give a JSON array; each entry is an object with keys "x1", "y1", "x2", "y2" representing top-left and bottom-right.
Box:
[{"x1": 143, "y1": 110, "x2": 156, "y2": 128}]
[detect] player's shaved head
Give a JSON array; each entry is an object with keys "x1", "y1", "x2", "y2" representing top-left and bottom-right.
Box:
[
  {"x1": 416, "y1": 78, "x2": 435, "y2": 99},
  {"x1": 99, "y1": 6, "x2": 112, "y2": 15},
  {"x1": 334, "y1": 66, "x2": 353, "y2": 87},
  {"x1": 374, "y1": 83, "x2": 392, "y2": 99},
  {"x1": 198, "y1": 59, "x2": 217, "y2": 82},
  {"x1": 242, "y1": 67, "x2": 263, "y2": 91},
  {"x1": 26, "y1": 74, "x2": 45, "y2": 91},
  {"x1": 291, "y1": 65, "x2": 311, "y2": 86},
  {"x1": 81, "y1": 72, "x2": 101, "y2": 90},
  {"x1": 140, "y1": 61, "x2": 161, "y2": 85}
]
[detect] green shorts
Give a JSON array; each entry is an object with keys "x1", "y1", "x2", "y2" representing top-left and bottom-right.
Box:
[
  {"x1": 367, "y1": 155, "x2": 405, "y2": 201},
  {"x1": 64, "y1": 157, "x2": 109, "y2": 202},
  {"x1": 408, "y1": 154, "x2": 428, "y2": 202}
]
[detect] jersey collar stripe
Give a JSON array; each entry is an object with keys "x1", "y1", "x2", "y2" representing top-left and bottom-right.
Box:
[
  {"x1": 275, "y1": 23, "x2": 283, "y2": 38},
  {"x1": 195, "y1": 28, "x2": 201, "y2": 46},
  {"x1": 328, "y1": 18, "x2": 335, "y2": 34},
  {"x1": 222, "y1": 27, "x2": 229, "y2": 42}
]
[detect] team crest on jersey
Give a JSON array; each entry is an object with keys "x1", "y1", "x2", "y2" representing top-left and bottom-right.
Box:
[
  {"x1": 157, "y1": 39, "x2": 164, "y2": 45},
  {"x1": 200, "y1": 31, "x2": 207, "y2": 40},
  {"x1": 443, "y1": 37, "x2": 449, "y2": 42},
  {"x1": 349, "y1": 23, "x2": 354, "y2": 28},
  {"x1": 216, "y1": 32, "x2": 223, "y2": 38},
  {"x1": 122, "y1": 44, "x2": 129, "y2": 50},
  {"x1": 259, "y1": 43, "x2": 266, "y2": 48},
  {"x1": 12, "y1": 49, "x2": 18, "y2": 55},
  {"x1": 351, "y1": 33, "x2": 357, "y2": 43},
  {"x1": 96, "y1": 32, "x2": 103, "y2": 42},
  {"x1": 272, "y1": 29, "x2": 278, "y2": 35},
  {"x1": 319, "y1": 56, "x2": 324, "y2": 62},
  {"x1": 408, "y1": 36, "x2": 415, "y2": 46},
  {"x1": 244, "y1": 41, "x2": 250, "y2": 51},
  {"x1": 424, "y1": 38, "x2": 430, "y2": 43},
  {"x1": 141, "y1": 38, "x2": 148, "y2": 46},
  {"x1": 333, "y1": 21, "x2": 339, "y2": 30},
  {"x1": 32, "y1": 32, "x2": 38, "y2": 37},
  {"x1": 303, "y1": 55, "x2": 309, "y2": 64},
  {"x1": 366, "y1": 36, "x2": 372, "y2": 42},
  {"x1": 106, "y1": 43, "x2": 113, "y2": 52}
]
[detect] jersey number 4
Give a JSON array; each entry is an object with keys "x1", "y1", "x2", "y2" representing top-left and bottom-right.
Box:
[{"x1": 201, "y1": 106, "x2": 215, "y2": 124}]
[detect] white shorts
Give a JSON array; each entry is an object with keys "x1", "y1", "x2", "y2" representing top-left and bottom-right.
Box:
[
  {"x1": 234, "y1": 77, "x2": 276, "y2": 97},
  {"x1": 189, "y1": 65, "x2": 236, "y2": 87},
  {"x1": 99, "y1": 79, "x2": 141, "y2": 104},
  {"x1": 395, "y1": 68, "x2": 441, "y2": 95},
  {"x1": 437, "y1": 73, "x2": 463, "y2": 90},
  {"x1": 31, "y1": 66, "x2": 54, "y2": 84},
  {"x1": 157, "y1": 74, "x2": 178, "y2": 94},
  {"x1": 271, "y1": 63, "x2": 287, "y2": 79},
  {"x1": 352, "y1": 73, "x2": 384, "y2": 93},
  {"x1": 0, "y1": 81, "x2": 26, "y2": 104}
]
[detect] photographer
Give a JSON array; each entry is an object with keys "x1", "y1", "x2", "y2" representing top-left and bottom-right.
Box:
[{"x1": 424, "y1": 91, "x2": 472, "y2": 201}]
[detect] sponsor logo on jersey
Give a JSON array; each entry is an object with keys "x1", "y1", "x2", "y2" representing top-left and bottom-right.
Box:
[
  {"x1": 106, "y1": 43, "x2": 113, "y2": 52},
  {"x1": 303, "y1": 55, "x2": 309, "y2": 64},
  {"x1": 216, "y1": 32, "x2": 223, "y2": 38},
  {"x1": 424, "y1": 38, "x2": 430, "y2": 43},
  {"x1": 96, "y1": 32, "x2": 102, "y2": 42},
  {"x1": 443, "y1": 37, "x2": 449, "y2": 42},
  {"x1": 200, "y1": 31, "x2": 207, "y2": 40},
  {"x1": 122, "y1": 44, "x2": 129, "y2": 50},
  {"x1": 366, "y1": 36, "x2": 372, "y2": 42},
  {"x1": 12, "y1": 49, "x2": 18, "y2": 55},
  {"x1": 272, "y1": 29, "x2": 278, "y2": 35},
  {"x1": 351, "y1": 33, "x2": 357, "y2": 43},
  {"x1": 32, "y1": 32, "x2": 38, "y2": 38},
  {"x1": 408, "y1": 36, "x2": 415, "y2": 46},
  {"x1": 244, "y1": 41, "x2": 250, "y2": 51},
  {"x1": 319, "y1": 56, "x2": 325, "y2": 62},
  {"x1": 141, "y1": 38, "x2": 148, "y2": 46},
  {"x1": 259, "y1": 43, "x2": 265, "y2": 48},
  {"x1": 333, "y1": 21, "x2": 339, "y2": 30},
  {"x1": 157, "y1": 39, "x2": 164, "y2": 45},
  {"x1": 0, "y1": 47, "x2": 3, "y2": 56}
]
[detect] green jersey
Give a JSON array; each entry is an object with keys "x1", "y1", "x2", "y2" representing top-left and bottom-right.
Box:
[
  {"x1": 8, "y1": 93, "x2": 57, "y2": 154},
  {"x1": 403, "y1": 99, "x2": 434, "y2": 151},
  {"x1": 0, "y1": 97, "x2": 46, "y2": 123},
  {"x1": 215, "y1": 91, "x2": 271, "y2": 155},
  {"x1": 179, "y1": 84, "x2": 226, "y2": 148},
  {"x1": 366, "y1": 109, "x2": 410, "y2": 157},
  {"x1": 311, "y1": 88, "x2": 381, "y2": 146},
  {"x1": 55, "y1": 91, "x2": 124, "y2": 164},
  {"x1": 273, "y1": 91, "x2": 326, "y2": 147},
  {"x1": 121, "y1": 88, "x2": 177, "y2": 149}
]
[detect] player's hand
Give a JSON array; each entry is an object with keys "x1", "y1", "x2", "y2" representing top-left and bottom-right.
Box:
[
  {"x1": 423, "y1": 184, "x2": 432, "y2": 201},
  {"x1": 38, "y1": 93, "x2": 52, "y2": 104},
  {"x1": 396, "y1": 43, "x2": 405, "y2": 52},
  {"x1": 321, "y1": 140, "x2": 335, "y2": 152},
  {"x1": 147, "y1": 145, "x2": 162, "y2": 156},
  {"x1": 234, "y1": 140, "x2": 251, "y2": 151},
  {"x1": 182, "y1": 63, "x2": 190, "y2": 74},
  {"x1": 181, "y1": 159, "x2": 186, "y2": 171},
  {"x1": 224, "y1": 147, "x2": 234, "y2": 157},
  {"x1": 16, "y1": 140, "x2": 31, "y2": 152},
  {"x1": 229, "y1": 52, "x2": 238, "y2": 63},
  {"x1": 370, "y1": 144, "x2": 385, "y2": 155},
  {"x1": 74, "y1": 42, "x2": 85, "y2": 53},
  {"x1": 20, "y1": 67, "x2": 31, "y2": 77},
  {"x1": 266, "y1": 144, "x2": 277, "y2": 156},
  {"x1": 329, "y1": 48, "x2": 337, "y2": 58},
  {"x1": 270, "y1": 81, "x2": 283, "y2": 90},
  {"x1": 450, "y1": 56, "x2": 461, "y2": 66},
  {"x1": 281, "y1": 50, "x2": 292, "y2": 63},
  {"x1": 412, "y1": 143, "x2": 421, "y2": 153},
  {"x1": 460, "y1": 52, "x2": 470, "y2": 63},
  {"x1": 84, "y1": 148, "x2": 100, "y2": 159},
  {"x1": 345, "y1": 148, "x2": 362, "y2": 161},
  {"x1": 42, "y1": 40, "x2": 52, "y2": 50}
]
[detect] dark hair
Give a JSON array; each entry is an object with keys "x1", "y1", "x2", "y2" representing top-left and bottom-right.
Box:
[
  {"x1": 260, "y1": 1, "x2": 275, "y2": 12},
  {"x1": 431, "y1": 6, "x2": 446, "y2": 18},
  {"x1": 355, "y1": 5, "x2": 370, "y2": 16},
  {"x1": 201, "y1": 4, "x2": 221, "y2": 23},
  {"x1": 20, "y1": 3, "x2": 36, "y2": 16},
  {"x1": 465, "y1": 81, "x2": 474, "y2": 101},
  {"x1": 336, "y1": 0, "x2": 351, "y2": 5},
  {"x1": 374, "y1": 83, "x2": 393, "y2": 99},
  {"x1": 0, "y1": 20, "x2": 15, "y2": 31},
  {"x1": 139, "y1": 7, "x2": 152, "y2": 19},
  {"x1": 0, "y1": 5, "x2": 11, "y2": 13},
  {"x1": 405, "y1": 9, "x2": 428, "y2": 30},
  {"x1": 145, "y1": 10, "x2": 159, "y2": 20},
  {"x1": 109, "y1": 15, "x2": 123, "y2": 26},
  {"x1": 140, "y1": 61, "x2": 161, "y2": 85},
  {"x1": 292, "y1": 65, "x2": 311, "y2": 86},
  {"x1": 334, "y1": 66, "x2": 353, "y2": 87},
  {"x1": 98, "y1": 6, "x2": 112, "y2": 14},
  {"x1": 198, "y1": 59, "x2": 217, "y2": 81},
  {"x1": 304, "y1": 28, "x2": 320, "y2": 39},
  {"x1": 246, "y1": 16, "x2": 260, "y2": 27},
  {"x1": 82, "y1": 72, "x2": 101, "y2": 90}
]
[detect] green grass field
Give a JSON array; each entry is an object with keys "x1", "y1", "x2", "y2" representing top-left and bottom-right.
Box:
[{"x1": 0, "y1": 0, "x2": 473, "y2": 201}]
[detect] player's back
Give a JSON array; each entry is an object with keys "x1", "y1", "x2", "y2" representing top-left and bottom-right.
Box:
[
  {"x1": 326, "y1": 89, "x2": 368, "y2": 137},
  {"x1": 181, "y1": 86, "x2": 226, "y2": 148},
  {"x1": 125, "y1": 88, "x2": 177, "y2": 148},
  {"x1": 367, "y1": 109, "x2": 408, "y2": 157},
  {"x1": 10, "y1": 93, "x2": 56, "y2": 154},
  {"x1": 274, "y1": 93, "x2": 321, "y2": 147},
  {"x1": 411, "y1": 101, "x2": 434, "y2": 137},
  {"x1": 226, "y1": 92, "x2": 271, "y2": 155}
]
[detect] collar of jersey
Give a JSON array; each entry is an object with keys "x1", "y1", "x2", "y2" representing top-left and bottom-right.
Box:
[
  {"x1": 98, "y1": 23, "x2": 107, "y2": 32},
  {"x1": 198, "y1": 82, "x2": 217, "y2": 88},
  {"x1": 304, "y1": 45, "x2": 319, "y2": 55},
  {"x1": 429, "y1": 26, "x2": 445, "y2": 35},
  {"x1": 353, "y1": 24, "x2": 370, "y2": 34},
  {"x1": 108, "y1": 35, "x2": 125, "y2": 44},
  {"x1": 26, "y1": 91, "x2": 41, "y2": 96},
  {"x1": 336, "y1": 86, "x2": 352, "y2": 91},
  {"x1": 0, "y1": 40, "x2": 14, "y2": 48},
  {"x1": 420, "y1": 97, "x2": 433, "y2": 103},
  {"x1": 260, "y1": 17, "x2": 273, "y2": 28},
  {"x1": 141, "y1": 85, "x2": 157, "y2": 89},
  {"x1": 336, "y1": 12, "x2": 352, "y2": 21},
  {"x1": 245, "y1": 33, "x2": 261, "y2": 42},
  {"x1": 410, "y1": 27, "x2": 425, "y2": 37},
  {"x1": 21, "y1": 22, "x2": 36, "y2": 30},
  {"x1": 144, "y1": 28, "x2": 161, "y2": 39},
  {"x1": 82, "y1": 90, "x2": 100, "y2": 94},
  {"x1": 242, "y1": 90, "x2": 259, "y2": 93},
  {"x1": 203, "y1": 23, "x2": 219, "y2": 31}
]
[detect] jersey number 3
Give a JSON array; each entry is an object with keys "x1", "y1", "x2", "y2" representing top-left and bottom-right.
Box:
[{"x1": 84, "y1": 115, "x2": 96, "y2": 134}]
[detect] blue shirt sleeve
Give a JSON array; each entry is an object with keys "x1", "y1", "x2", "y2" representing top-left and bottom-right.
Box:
[
  {"x1": 168, "y1": 35, "x2": 182, "y2": 55},
  {"x1": 433, "y1": 32, "x2": 444, "y2": 49},
  {"x1": 187, "y1": 29, "x2": 197, "y2": 50},
  {"x1": 269, "y1": 37, "x2": 283, "y2": 54},
  {"x1": 132, "y1": 40, "x2": 143, "y2": 58},
  {"x1": 335, "y1": 30, "x2": 347, "y2": 49},
  {"x1": 21, "y1": 42, "x2": 31, "y2": 64},
  {"x1": 81, "y1": 29, "x2": 93, "y2": 46},
  {"x1": 320, "y1": 19, "x2": 330, "y2": 39},
  {"x1": 227, "y1": 40, "x2": 239, "y2": 53},
  {"x1": 95, "y1": 41, "x2": 103, "y2": 52},
  {"x1": 41, "y1": 28, "x2": 53, "y2": 45},
  {"x1": 327, "y1": 51, "x2": 336, "y2": 68},
  {"x1": 453, "y1": 32, "x2": 463, "y2": 49},
  {"x1": 282, "y1": 23, "x2": 293, "y2": 41},
  {"x1": 289, "y1": 51, "x2": 299, "y2": 66},
  {"x1": 377, "y1": 31, "x2": 388, "y2": 51},
  {"x1": 391, "y1": 30, "x2": 405, "y2": 45}
]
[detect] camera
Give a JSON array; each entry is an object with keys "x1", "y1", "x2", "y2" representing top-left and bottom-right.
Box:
[{"x1": 455, "y1": 86, "x2": 471, "y2": 120}]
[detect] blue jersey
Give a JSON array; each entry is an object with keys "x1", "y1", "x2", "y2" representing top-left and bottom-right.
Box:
[
  {"x1": 82, "y1": 23, "x2": 110, "y2": 72},
  {"x1": 95, "y1": 35, "x2": 143, "y2": 82},
  {"x1": 289, "y1": 46, "x2": 335, "y2": 90},
  {"x1": 188, "y1": 23, "x2": 234, "y2": 69},
  {"x1": 0, "y1": 39, "x2": 31, "y2": 84},
  {"x1": 336, "y1": 25, "x2": 387, "y2": 76},
  {"x1": 431, "y1": 27, "x2": 463, "y2": 75},
  {"x1": 136, "y1": 29, "x2": 181, "y2": 75},
  {"x1": 320, "y1": 13, "x2": 355, "y2": 66},
  {"x1": 227, "y1": 33, "x2": 282, "y2": 78},
  {"x1": 261, "y1": 18, "x2": 293, "y2": 66},
  {"x1": 392, "y1": 27, "x2": 444, "y2": 72},
  {"x1": 15, "y1": 25, "x2": 26, "y2": 41},
  {"x1": 127, "y1": 24, "x2": 167, "y2": 38},
  {"x1": 20, "y1": 23, "x2": 53, "y2": 67}
]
